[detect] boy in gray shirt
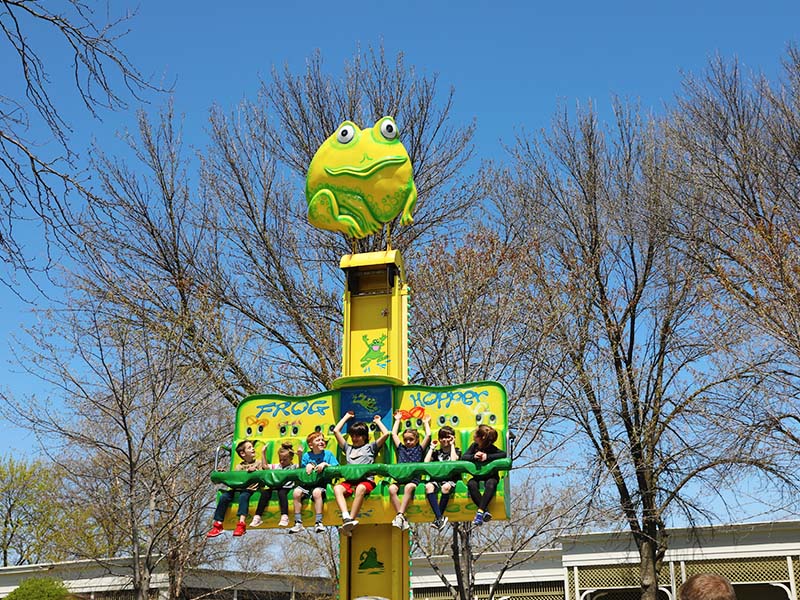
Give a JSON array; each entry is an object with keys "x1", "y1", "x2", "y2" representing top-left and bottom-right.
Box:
[{"x1": 332, "y1": 411, "x2": 390, "y2": 535}]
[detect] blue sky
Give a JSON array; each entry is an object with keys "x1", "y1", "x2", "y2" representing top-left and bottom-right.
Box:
[{"x1": 1, "y1": 1, "x2": 799, "y2": 458}]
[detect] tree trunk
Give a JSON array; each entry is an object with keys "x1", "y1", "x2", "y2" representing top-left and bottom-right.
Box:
[{"x1": 639, "y1": 538, "x2": 659, "y2": 600}]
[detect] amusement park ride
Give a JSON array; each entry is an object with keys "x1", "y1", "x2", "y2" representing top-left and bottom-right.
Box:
[{"x1": 210, "y1": 117, "x2": 512, "y2": 600}]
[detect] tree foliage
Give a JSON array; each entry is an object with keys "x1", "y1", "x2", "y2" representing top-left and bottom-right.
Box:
[
  {"x1": 5, "y1": 577, "x2": 69, "y2": 600},
  {"x1": 0, "y1": 456, "x2": 71, "y2": 566}
]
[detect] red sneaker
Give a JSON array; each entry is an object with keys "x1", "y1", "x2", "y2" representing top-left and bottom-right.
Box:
[
  {"x1": 233, "y1": 521, "x2": 246, "y2": 537},
  {"x1": 206, "y1": 521, "x2": 224, "y2": 538}
]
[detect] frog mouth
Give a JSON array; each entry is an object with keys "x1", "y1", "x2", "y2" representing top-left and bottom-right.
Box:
[{"x1": 325, "y1": 155, "x2": 407, "y2": 178}]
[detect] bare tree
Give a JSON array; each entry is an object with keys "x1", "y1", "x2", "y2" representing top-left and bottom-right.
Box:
[
  {"x1": 0, "y1": 0, "x2": 156, "y2": 282},
  {"x1": 669, "y1": 48, "x2": 800, "y2": 472},
  {"x1": 493, "y1": 100, "x2": 781, "y2": 600},
  {"x1": 406, "y1": 230, "x2": 573, "y2": 600},
  {"x1": 5, "y1": 296, "x2": 225, "y2": 600},
  {"x1": 75, "y1": 45, "x2": 476, "y2": 406}
]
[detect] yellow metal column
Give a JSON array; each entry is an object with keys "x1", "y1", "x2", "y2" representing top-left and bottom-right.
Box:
[{"x1": 338, "y1": 250, "x2": 411, "y2": 600}]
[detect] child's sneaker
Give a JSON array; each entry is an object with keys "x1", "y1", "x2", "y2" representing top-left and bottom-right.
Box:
[
  {"x1": 233, "y1": 521, "x2": 247, "y2": 536},
  {"x1": 206, "y1": 521, "x2": 225, "y2": 538},
  {"x1": 250, "y1": 515, "x2": 263, "y2": 527},
  {"x1": 340, "y1": 518, "x2": 358, "y2": 535},
  {"x1": 482, "y1": 511, "x2": 493, "y2": 523},
  {"x1": 391, "y1": 513, "x2": 404, "y2": 529},
  {"x1": 288, "y1": 521, "x2": 304, "y2": 534},
  {"x1": 433, "y1": 516, "x2": 448, "y2": 530},
  {"x1": 400, "y1": 514, "x2": 411, "y2": 530},
  {"x1": 472, "y1": 512, "x2": 484, "y2": 526},
  {"x1": 278, "y1": 514, "x2": 290, "y2": 527},
  {"x1": 314, "y1": 521, "x2": 326, "y2": 533}
]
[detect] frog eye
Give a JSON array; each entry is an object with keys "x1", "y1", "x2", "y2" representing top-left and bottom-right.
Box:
[
  {"x1": 379, "y1": 118, "x2": 398, "y2": 140},
  {"x1": 337, "y1": 124, "x2": 356, "y2": 144}
]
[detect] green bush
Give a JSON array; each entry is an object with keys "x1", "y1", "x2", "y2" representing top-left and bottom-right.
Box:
[{"x1": 6, "y1": 577, "x2": 70, "y2": 600}]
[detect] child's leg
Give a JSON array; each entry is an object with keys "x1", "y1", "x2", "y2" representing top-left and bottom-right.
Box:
[
  {"x1": 333, "y1": 483, "x2": 351, "y2": 518},
  {"x1": 292, "y1": 487, "x2": 305, "y2": 522},
  {"x1": 467, "y1": 478, "x2": 482, "y2": 509},
  {"x1": 254, "y1": 489, "x2": 273, "y2": 517},
  {"x1": 388, "y1": 483, "x2": 401, "y2": 513},
  {"x1": 276, "y1": 488, "x2": 290, "y2": 515},
  {"x1": 236, "y1": 490, "x2": 255, "y2": 522},
  {"x1": 479, "y1": 477, "x2": 499, "y2": 511},
  {"x1": 350, "y1": 482, "x2": 372, "y2": 519},
  {"x1": 398, "y1": 482, "x2": 418, "y2": 515},
  {"x1": 425, "y1": 482, "x2": 443, "y2": 520},
  {"x1": 311, "y1": 488, "x2": 325, "y2": 523},
  {"x1": 212, "y1": 489, "x2": 236, "y2": 522},
  {"x1": 439, "y1": 482, "x2": 454, "y2": 513}
]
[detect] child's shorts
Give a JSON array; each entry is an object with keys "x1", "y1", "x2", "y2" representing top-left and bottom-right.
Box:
[
  {"x1": 429, "y1": 480, "x2": 458, "y2": 491},
  {"x1": 395, "y1": 477, "x2": 421, "y2": 486},
  {"x1": 296, "y1": 486, "x2": 327, "y2": 499},
  {"x1": 338, "y1": 479, "x2": 376, "y2": 497}
]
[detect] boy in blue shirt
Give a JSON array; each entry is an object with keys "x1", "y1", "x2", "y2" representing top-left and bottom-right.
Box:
[{"x1": 289, "y1": 431, "x2": 339, "y2": 533}]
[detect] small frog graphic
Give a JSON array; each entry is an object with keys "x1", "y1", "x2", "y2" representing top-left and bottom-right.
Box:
[
  {"x1": 358, "y1": 547, "x2": 384, "y2": 572},
  {"x1": 352, "y1": 393, "x2": 379, "y2": 413},
  {"x1": 361, "y1": 334, "x2": 388, "y2": 370}
]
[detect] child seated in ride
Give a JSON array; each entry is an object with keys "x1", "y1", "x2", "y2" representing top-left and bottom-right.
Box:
[
  {"x1": 289, "y1": 431, "x2": 339, "y2": 534},
  {"x1": 464, "y1": 424, "x2": 507, "y2": 525},
  {"x1": 332, "y1": 412, "x2": 390, "y2": 535},
  {"x1": 207, "y1": 439, "x2": 266, "y2": 538},
  {"x1": 250, "y1": 441, "x2": 303, "y2": 528},
  {"x1": 424, "y1": 424, "x2": 462, "y2": 530},
  {"x1": 376, "y1": 412, "x2": 431, "y2": 530}
]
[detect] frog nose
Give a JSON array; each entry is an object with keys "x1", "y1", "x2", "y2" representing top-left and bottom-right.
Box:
[{"x1": 360, "y1": 153, "x2": 372, "y2": 163}]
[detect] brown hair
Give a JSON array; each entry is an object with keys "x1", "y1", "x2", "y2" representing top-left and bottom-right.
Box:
[
  {"x1": 679, "y1": 574, "x2": 736, "y2": 600},
  {"x1": 277, "y1": 441, "x2": 294, "y2": 461},
  {"x1": 235, "y1": 439, "x2": 254, "y2": 457},
  {"x1": 348, "y1": 421, "x2": 369, "y2": 439},
  {"x1": 437, "y1": 425, "x2": 456, "y2": 439},
  {"x1": 402, "y1": 428, "x2": 420, "y2": 444},
  {"x1": 474, "y1": 425, "x2": 498, "y2": 448}
]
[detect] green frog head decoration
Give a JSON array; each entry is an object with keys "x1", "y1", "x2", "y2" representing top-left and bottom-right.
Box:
[{"x1": 305, "y1": 117, "x2": 417, "y2": 238}]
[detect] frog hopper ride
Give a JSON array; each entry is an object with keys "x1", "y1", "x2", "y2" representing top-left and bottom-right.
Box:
[{"x1": 210, "y1": 117, "x2": 512, "y2": 600}]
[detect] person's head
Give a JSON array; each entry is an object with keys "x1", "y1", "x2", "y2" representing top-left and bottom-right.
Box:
[
  {"x1": 473, "y1": 424, "x2": 498, "y2": 449},
  {"x1": 306, "y1": 431, "x2": 327, "y2": 453},
  {"x1": 679, "y1": 574, "x2": 736, "y2": 600},
  {"x1": 348, "y1": 422, "x2": 369, "y2": 447},
  {"x1": 236, "y1": 440, "x2": 256, "y2": 462},
  {"x1": 401, "y1": 427, "x2": 420, "y2": 448},
  {"x1": 437, "y1": 425, "x2": 456, "y2": 448},
  {"x1": 277, "y1": 441, "x2": 295, "y2": 466}
]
